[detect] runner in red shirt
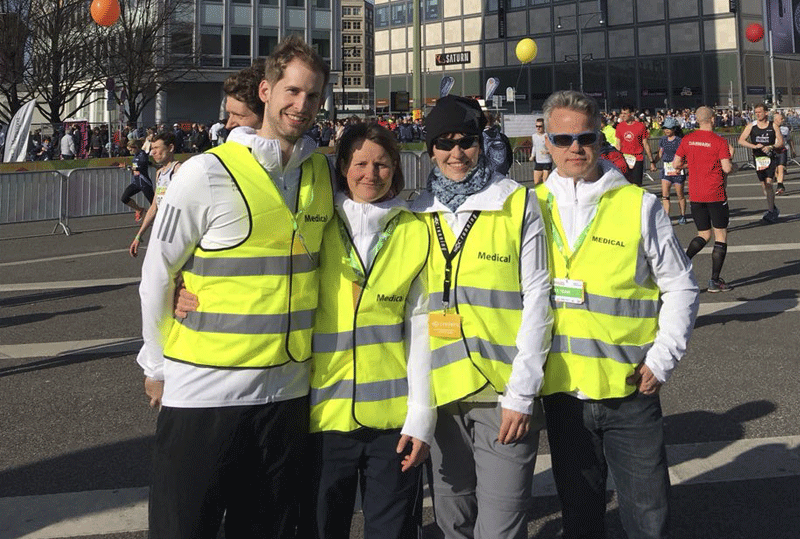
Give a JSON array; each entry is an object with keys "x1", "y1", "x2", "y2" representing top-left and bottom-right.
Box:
[
  {"x1": 673, "y1": 106, "x2": 735, "y2": 292},
  {"x1": 615, "y1": 106, "x2": 657, "y2": 185}
]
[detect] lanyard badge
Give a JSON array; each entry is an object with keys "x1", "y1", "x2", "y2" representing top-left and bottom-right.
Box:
[{"x1": 428, "y1": 211, "x2": 480, "y2": 338}]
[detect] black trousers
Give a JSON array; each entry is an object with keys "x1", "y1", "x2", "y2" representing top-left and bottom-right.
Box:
[
  {"x1": 301, "y1": 429, "x2": 423, "y2": 539},
  {"x1": 149, "y1": 397, "x2": 309, "y2": 539}
]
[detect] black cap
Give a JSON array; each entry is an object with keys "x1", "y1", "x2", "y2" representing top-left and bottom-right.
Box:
[{"x1": 425, "y1": 95, "x2": 487, "y2": 155}]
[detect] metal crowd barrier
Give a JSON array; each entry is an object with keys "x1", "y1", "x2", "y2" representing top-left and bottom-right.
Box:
[
  {"x1": 3, "y1": 136, "x2": 797, "y2": 236},
  {"x1": 0, "y1": 170, "x2": 68, "y2": 234}
]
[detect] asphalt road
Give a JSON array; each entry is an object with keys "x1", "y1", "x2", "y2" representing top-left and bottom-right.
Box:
[{"x1": 1, "y1": 167, "x2": 799, "y2": 538}]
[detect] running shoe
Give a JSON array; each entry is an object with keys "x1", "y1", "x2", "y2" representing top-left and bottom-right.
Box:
[
  {"x1": 678, "y1": 216, "x2": 687, "y2": 225},
  {"x1": 134, "y1": 209, "x2": 143, "y2": 222},
  {"x1": 775, "y1": 183, "x2": 786, "y2": 195},
  {"x1": 762, "y1": 207, "x2": 778, "y2": 223},
  {"x1": 708, "y1": 278, "x2": 733, "y2": 293}
]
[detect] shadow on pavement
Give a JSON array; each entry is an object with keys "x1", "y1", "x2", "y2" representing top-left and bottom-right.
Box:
[
  {"x1": 0, "y1": 338, "x2": 143, "y2": 377},
  {"x1": 0, "y1": 284, "x2": 135, "y2": 308}
]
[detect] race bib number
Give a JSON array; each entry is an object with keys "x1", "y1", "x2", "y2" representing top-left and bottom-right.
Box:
[
  {"x1": 663, "y1": 162, "x2": 679, "y2": 176},
  {"x1": 755, "y1": 156, "x2": 771, "y2": 171},
  {"x1": 553, "y1": 278, "x2": 585, "y2": 305},
  {"x1": 429, "y1": 312, "x2": 462, "y2": 339},
  {"x1": 623, "y1": 153, "x2": 637, "y2": 168}
]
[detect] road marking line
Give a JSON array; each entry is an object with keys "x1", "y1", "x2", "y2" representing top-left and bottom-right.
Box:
[
  {"x1": 694, "y1": 243, "x2": 800, "y2": 254},
  {"x1": 0, "y1": 249, "x2": 137, "y2": 268},
  {"x1": 2, "y1": 436, "x2": 798, "y2": 538},
  {"x1": 698, "y1": 299, "x2": 799, "y2": 316},
  {"x1": 0, "y1": 338, "x2": 143, "y2": 360},
  {"x1": 0, "y1": 278, "x2": 140, "y2": 293}
]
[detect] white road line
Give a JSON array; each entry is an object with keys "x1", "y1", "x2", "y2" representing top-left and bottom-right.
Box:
[
  {"x1": 0, "y1": 249, "x2": 136, "y2": 268},
  {"x1": 3, "y1": 436, "x2": 799, "y2": 538},
  {"x1": 0, "y1": 338, "x2": 143, "y2": 360},
  {"x1": 694, "y1": 242, "x2": 800, "y2": 254},
  {"x1": 0, "y1": 278, "x2": 140, "y2": 293},
  {"x1": 698, "y1": 299, "x2": 800, "y2": 317}
]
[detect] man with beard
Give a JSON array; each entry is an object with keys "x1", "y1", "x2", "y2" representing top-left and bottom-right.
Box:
[{"x1": 136, "y1": 35, "x2": 333, "y2": 539}]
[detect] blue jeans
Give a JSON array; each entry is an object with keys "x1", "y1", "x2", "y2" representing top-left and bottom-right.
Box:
[{"x1": 543, "y1": 392, "x2": 670, "y2": 539}]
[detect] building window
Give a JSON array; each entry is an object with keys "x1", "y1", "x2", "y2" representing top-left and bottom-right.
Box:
[
  {"x1": 352, "y1": 7, "x2": 360, "y2": 14},
  {"x1": 259, "y1": 30, "x2": 278, "y2": 56},
  {"x1": 315, "y1": 0, "x2": 330, "y2": 8},
  {"x1": 230, "y1": 29, "x2": 251, "y2": 56},
  {"x1": 391, "y1": 3, "x2": 407, "y2": 25},
  {"x1": 509, "y1": 0, "x2": 525, "y2": 8},
  {"x1": 312, "y1": 37, "x2": 330, "y2": 59},
  {"x1": 200, "y1": 25, "x2": 222, "y2": 56},
  {"x1": 425, "y1": 0, "x2": 439, "y2": 20},
  {"x1": 259, "y1": 0, "x2": 278, "y2": 5},
  {"x1": 352, "y1": 21, "x2": 360, "y2": 29},
  {"x1": 343, "y1": 21, "x2": 351, "y2": 29},
  {"x1": 286, "y1": 0, "x2": 304, "y2": 6},
  {"x1": 376, "y1": 5, "x2": 390, "y2": 27}
]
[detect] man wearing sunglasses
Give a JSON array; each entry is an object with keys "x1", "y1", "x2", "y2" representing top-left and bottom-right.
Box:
[{"x1": 535, "y1": 90, "x2": 699, "y2": 539}]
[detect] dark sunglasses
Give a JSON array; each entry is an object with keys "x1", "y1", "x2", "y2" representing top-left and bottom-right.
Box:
[
  {"x1": 547, "y1": 131, "x2": 599, "y2": 148},
  {"x1": 433, "y1": 135, "x2": 479, "y2": 151},
  {"x1": 536, "y1": 124, "x2": 544, "y2": 129}
]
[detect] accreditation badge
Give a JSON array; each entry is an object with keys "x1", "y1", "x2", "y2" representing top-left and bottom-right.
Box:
[
  {"x1": 429, "y1": 312, "x2": 462, "y2": 339},
  {"x1": 755, "y1": 156, "x2": 771, "y2": 171},
  {"x1": 623, "y1": 153, "x2": 637, "y2": 168},
  {"x1": 663, "y1": 162, "x2": 678, "y2": 176},
  {"x1": 553, "y1": 278, "x2": 585, "y2": 305}
]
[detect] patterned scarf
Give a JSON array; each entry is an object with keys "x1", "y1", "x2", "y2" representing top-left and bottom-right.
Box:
[{"x1": 427, "y1": 153, "x2": 498, "y2": 212}]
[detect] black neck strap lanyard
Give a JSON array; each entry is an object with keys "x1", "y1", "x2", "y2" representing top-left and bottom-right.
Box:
[{"x1": 432, "y1": 211, "x2": 481, "y2": 308}]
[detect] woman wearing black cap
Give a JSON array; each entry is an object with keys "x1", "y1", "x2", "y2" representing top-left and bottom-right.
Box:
[{"x1": 410, "y1": 94, "x2": 553, "y2": 538}]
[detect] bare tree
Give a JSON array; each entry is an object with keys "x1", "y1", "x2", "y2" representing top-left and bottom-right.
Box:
[
  {"x1": 0, "y1": 1, "x2": 32, "y2": 122},
  {"x1": 90, "y1": 0, "x2": 197, "y2": 125},
  {"x1": 24, "y1": 0, "x2": 105, "y2": 125}
]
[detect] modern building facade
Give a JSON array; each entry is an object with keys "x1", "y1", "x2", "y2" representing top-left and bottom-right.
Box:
[{"x1": 374, "y1": 0, "x2": 800, "y2": 113}]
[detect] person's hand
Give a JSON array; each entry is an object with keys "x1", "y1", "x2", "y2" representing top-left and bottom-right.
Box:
[
  {"x1": 144, "y1": 377, "x2": 164, "y2": 409},
  {"x1": 649, "y1": 162, "x2": 657, "y2": 172},
  {"x1": 396, "y1": 435, "x2": 430, "y2": 472},
  {"x1": 175, "y1": 285, "x2": 198, "y2": 318},
  {"x1": 626, "y1": 363, "x2": 662, "y2": 395},
  {"x1": 497, "y1": 408, "x2": 530, "y2": 444},
  {"x1": 129, "y1": 237, "x2": 140, "y2": 257}
]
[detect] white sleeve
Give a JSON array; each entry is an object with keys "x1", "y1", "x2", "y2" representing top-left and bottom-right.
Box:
[
  {"x1": 501, "y1": 191, "x2": 554, "y2": 415},
  {"x1": 639, "y1": 193, "x2": 700, "y2": 384},
  {"x1": 135, "y1": 158, "x2": 213, "y2": 380},
  {"x1": 400, "y1": 270, "x2": 436, "y2": 445}
]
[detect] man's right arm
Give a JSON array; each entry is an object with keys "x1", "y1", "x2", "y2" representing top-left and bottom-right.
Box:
[
  {"x1": 738, "y1": 124, "x2": 756, "y2": 149},
  {"x1": 136, "y1": 158, "x2": 211, "y2": 383}
]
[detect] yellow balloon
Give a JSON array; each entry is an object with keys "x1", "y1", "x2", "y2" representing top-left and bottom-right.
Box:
[{"x1": 516, "y1": 38, "x2": 537, "y2": 64}]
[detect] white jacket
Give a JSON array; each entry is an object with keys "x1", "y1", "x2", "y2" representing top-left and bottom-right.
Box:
[
  {"x1": 137, "y1": 127, "x2": 321, "y2": 408},
  {"x1": 543, "y1": 159, "x2": 700, "y2": 388},
  {"x1": 411, "y1": 176, "x2": 553, "y2": 415},
  {"x1": 334, "y1": 192, "x2": 435, "y2": 444}
]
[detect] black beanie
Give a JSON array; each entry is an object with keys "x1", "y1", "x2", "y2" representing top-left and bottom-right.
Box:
[{"x1": 425, "y1": 95, "x2": 487, "y2": 155}]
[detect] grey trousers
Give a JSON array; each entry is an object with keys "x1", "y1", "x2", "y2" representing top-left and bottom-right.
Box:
[{"x1": 429, "y1": 400, "x2": 545, "y2": 539}]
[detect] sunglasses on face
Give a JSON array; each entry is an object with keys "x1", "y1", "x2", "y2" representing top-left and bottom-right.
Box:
[
  {"x1": 536, "y1": 124, "x2": 544, "y2": 129},
  {"x1": 433, "y1": 134, "x2": 479, "y2": 151},
  {"x1": 547, "y1": 131, "x2": 599, "y2": 148}
]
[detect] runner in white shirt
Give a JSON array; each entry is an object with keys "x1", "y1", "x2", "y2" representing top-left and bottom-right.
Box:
[
  {"x1": 528, "y1": 118, "x2": 552, "y2": 184},
  {"x1": 129, "y1": 132, "x2": 181, "y2": 257}
]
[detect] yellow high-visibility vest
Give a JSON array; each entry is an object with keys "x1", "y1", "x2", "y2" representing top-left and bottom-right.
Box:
[
  {"x1": 309, "y1": 210, "x2": 429, "y2": 432},
  {"x1": 424, "y1": 187, "x2": 527, "y2": 406},
  {"x1": 163, "y1": 142, "x2": 333, "y2": 368},
  {"x1": 536, "y1": 183, "x2": 660, "y2": 399}
]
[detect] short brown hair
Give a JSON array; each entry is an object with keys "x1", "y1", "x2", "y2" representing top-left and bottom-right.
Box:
[
  {"x1": 335, "y1": 122, "x2": 405, "y2": 197},
  {"x1": 265, "y1": 34, "x2": 330, "y2": 91},
  {"x1": 223, "y1": 58, "x2": 266, "y2": 121}
]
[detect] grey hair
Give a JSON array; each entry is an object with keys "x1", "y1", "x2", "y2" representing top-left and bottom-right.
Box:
[{"x1": 542, "y1": 90, "x2": 602, "y2": 132}]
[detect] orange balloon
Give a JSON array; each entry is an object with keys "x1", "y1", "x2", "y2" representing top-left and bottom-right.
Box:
[{"x1": 91, "y1": 0, "x2": 120, "y2": 26}]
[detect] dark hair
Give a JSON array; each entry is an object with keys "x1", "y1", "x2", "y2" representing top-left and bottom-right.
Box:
[
  {"x1": 265, "y1": 34, "x2": 330, "y2": 92},
  {"x1": 223, "y1": 59, "x2": 266, "y2": 121},
  {"x1": 128, "y1": 139, "x2": 143, "y2": 151},
  {"x1": 153, "y1": 131, "x2": 176, "y2": 149},
  {"x1": 335, "y1": 122, "x2": 404, "y2": 198}
]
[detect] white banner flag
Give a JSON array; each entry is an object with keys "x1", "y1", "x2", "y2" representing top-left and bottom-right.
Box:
[{"x1": 3, "y1": 100, "x2": 36, "y2": 163}]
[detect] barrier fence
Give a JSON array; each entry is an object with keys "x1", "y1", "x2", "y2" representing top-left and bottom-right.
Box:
[{"x1": 2, "y1": 136, "x2": 798, "y2": 235}]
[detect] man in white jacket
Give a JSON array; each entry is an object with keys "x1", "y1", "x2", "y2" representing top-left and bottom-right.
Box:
[
  {"x1": 535, "y1": 90, "x2": 699, "y2": 539},
  {"x1": 136, "y1": 36, "x2": 332, "y2": 539}
]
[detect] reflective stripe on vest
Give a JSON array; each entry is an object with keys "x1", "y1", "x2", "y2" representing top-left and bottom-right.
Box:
[
  {"x1": 536, "y1": 183, "x2": 659, "y2": 399},
  {"x1": 163, "y1": 142, "x2": 333, "y2": 369},
  {"x1": 425, "y1": 186, "x2": 527, "y2": 407},
  {"x1": 309, "y1": 211, "x2": 429, "y2": 433}
]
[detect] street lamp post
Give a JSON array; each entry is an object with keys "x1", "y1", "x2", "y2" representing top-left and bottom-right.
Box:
[{"x1": 557, "y1": 8, "x2": 604, "y2": 93}]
